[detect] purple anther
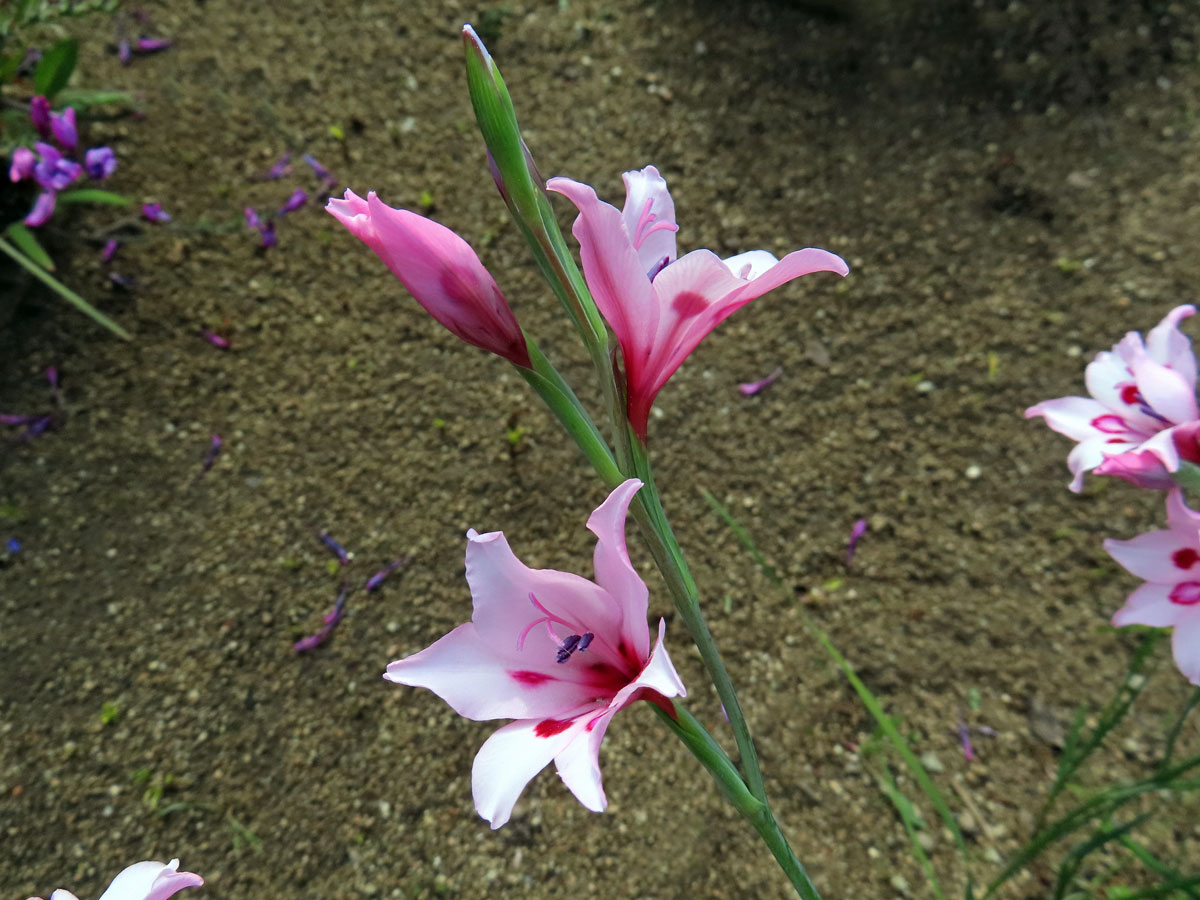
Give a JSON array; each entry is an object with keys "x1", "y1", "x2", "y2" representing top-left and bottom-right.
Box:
[
  {"x1": 24, "y1": 191, "x2": 56, "y2": 228},
  {"x1": 9, "y1": 146, "x2": 35, "y2": 182},
  {"x1": 118, "y1": 38, "x2": 132, "y2": 66},
  {"x1": 646, "y1": 255, "x2": 671, "y2": 282},
  {"x1": 317, "y1": 530, "x2": 351, "y2": 565},
  {"x1": 957, "y1": 713, "x2": 975, "y2": 763},
  {"x1": 739, "y1": 366, "x2": 783, "y2": 397},
  {"x1": 294, "y1": 583, "x2": 351, "y2": 652},
  {"x1": 135, "y1": 37, "x2": 172, "y2": 53},
  {"x1": 556, "y1": 633, "x2": 583, "y2": 664},
  {"x1": 576, "y1": 632, "x2": 594, "y2": 653},
  {"x1": 85, "y1": 147, "x2": 118, "y2": 180},
  {"x1": 364, "y1": 556, "x2": 411, "y2": 592},
  {"x1": 50, "y1": 108, "x2": 77, "y2": 152},
  {"x1": 264, "y1": 152, "x2": 292, "y2": 180},
  {"x1": 202, "y1": 331, "x2": 230, "y2": 350},
  {"x1": 845, "y1": 518, "x2": 868, "y2": 568},
  {"x1": 142, "y1": 202, "x2": 171, "y2": 223},
  {"x1": 278, "y1": 188, "x2": 308, "y2": 215},
  {"x1": 108, "y1": 272, "x2": 136, "y2": 289},
  {"x1": 200, "y1": 433, "x2": 222, "y2": 475},
  {"x1": 29, "y1": 95, "x2": 51, "y2": 138},
  {"x1": 302, "y1": 153, "x2": 331, "y2": 181},
  {"x1": 101, "y1": 239, "x2": 120, "y2": 262}
]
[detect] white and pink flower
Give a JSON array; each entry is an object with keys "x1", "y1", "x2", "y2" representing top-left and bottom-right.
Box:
[
  {"x1": 1106, "y1": 488, "x2": 1200, "y2": 684},
  {"x1": 384, "y1": 479, "x2": 686, "y2": 828},
  {"x1": 29, "y1": 858, "x2": 202, "y2": 900},
  {"x1": 1027, "y1": 305, "x2": 1200, "y2": 491}
]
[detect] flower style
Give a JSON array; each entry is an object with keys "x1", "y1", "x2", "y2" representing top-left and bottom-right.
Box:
[
  {"x1": 384, "y1": 479, "x2": 686, "y2": 828},
  {"x1": 1106, "y1": 488, "x2": 1200, "y2": 684},
  {"x1": 547, "y1": 166, "x2": 848, "y2": 439},
  {"x1": 29, "y1": 857, "x2": 202, "y2": 900},
  {"x1": 1026, "y1": 305, "x2": 1200, "y2": 491},
  {"x1": 327, "y1": 190, "x2": 531, "y2": 368}
]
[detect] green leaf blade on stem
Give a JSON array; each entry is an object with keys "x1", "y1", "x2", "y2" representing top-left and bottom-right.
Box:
[
  {"x1": 34, "y1": 37, "x2": 78, "y2": 99},
  {"x1": 56, "y1": 188, "x2": 132, "y2": 206},
  {"x1": 6, "y1": 222, "x2": 55, "y2": 270}
]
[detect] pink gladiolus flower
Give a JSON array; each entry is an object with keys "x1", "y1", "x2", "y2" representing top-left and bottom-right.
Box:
[
  {"x1": 30, "y1": 857, "x2": 203, "y2": 900},
  {"x1": 384, "y1": 479, "x2": 686, "y2": 828},
  {"x1": 547, "y1": 166, "x2": 848, "y2": 439},
  {"x1": 1106, "y1": 488, "x2": 1200, "y2": 684},
  {"x1": 326, "y1": 189, "x2": 532, "y2": 368},
  {"x1": 1026, "y1": 305, "x2": 1200, "y2": 491}
]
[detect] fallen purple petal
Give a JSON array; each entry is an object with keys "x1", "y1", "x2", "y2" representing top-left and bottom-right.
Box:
[
  {"x1": 244, "y1": 207, "x2": 263, "y2": 230},
  {"x1": 957, "y1": 712, "x2": 975, "y2": 762},
  {"x1": 84, "y1": 146, "x2": 118, "y2": 180},
  {"x1": 22, "y1": 415, "x2": 55, "y2": 439},
  {"x1": 364, "y1": 556, "x2": 412, "y2": 592},
  {"x1": 29, "y1": 95, "x2": 51, "y2": 137},
  {"x1": 135, "y1": 37, "x2": 172, "y2": 53},
  {"x1": 259, "y1": 220, "x2": 276, "y2": 248},
  {"x1": 46, "y1": 366, "x2": 60, "y2": 406},
  {"x1": 108, "y1": 272, "x2": 136, "y2": 289},
  {"x1": 24, "y1": 191, "x2": 56, "y2": 227},
  {"x1": 738, "y1": 366, "x2": 783, "y2": 397},
  {"x1": 50, "y1": 108, "x2": 77, "y2": 152},
  {"x1": 302, "y1": 153, "x2": 331, "y2": 181},
  {"x1": 118, "y1": 38, "x2": 132, "y2": 65},
  {"x1": 294, "y1": 583, "x2": 351, "y2": 652},
  {"x1": 263, "y1": 152, "x2": 292, "y2": 180},
  {"x1": 845, "y1": 518, "x2": 868, "y2": 568},
  {"x1": 142, "y1": 202, "x2": 171, "y2": 223},
  {"x1": 278, "y1": 187, "x2": 308, "y2": 215},
  {"x1": 0, "y1": 414, "x2": 35, "y2": 426},
  {"x1": 202, "y1": 331, "x2": 230, "y2": 350},
  {"x1": 200, "y1": 433, "x2": 222, "y2": 475},
  {"x1": 101, "y1": 239, "x2": 120, "y2": 262},
  {"x1": 317, "y1": 530, "x2": 351, "y2": 565}
]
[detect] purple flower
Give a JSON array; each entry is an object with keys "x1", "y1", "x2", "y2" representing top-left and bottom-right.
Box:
[
  {"x1": 29, "y1": 95, "x2": 51, "y2": 138},
  {"x1": 303, "y1": 153, "x2": 331, "y2": 181},
  {"x1": 33, "y1": 143, "x2": 82, "y2": 191},
  {"x1": 845, "y1": 518, "x2": 868, "y2": 568},
  {"x1": 50, "y1": 108, "x2": 77, "y2": 151},
  {"x1": 118, "y1": 37, "x2": 132, "y2": 65},
  {"x1": 202, "y1": 331, "x2": 230, "y2": 350},
  {"x1": 365, "y1": 556, "x2": 411, "y2": 592},
  {"x1": 24, "y1": 191, "x2": 56, "y2": 227},
  {"x1": 259, "y1": 220, "x2": 276, "y2": 248},
  {"x1": 142, "y1": 202, "x2": 171, "y2": 223},
  {"x1": 101, "y1": 239, "x2": 120, "y2": 262},
  {"x1": 9, "y1": 146, "x2": 35, "y2": 182},
  {"x1": 317, "y1": 530, "x2": 351, "y2": 565},
  {"x1": 244, "y1": 207, "x2": 263, "y2": 230},
  {"x1": 264, "y1": 152, "x2": 292, "y2": 180},
  {"x1": 278, "y1": 188, "x2": 308, "y2": 215},
  {"x1": 294, "y1": 584, "x2": 351, "y2": 652},
  {"x1": 85, "y1": 146, "x2": 118, "y2": 179}
]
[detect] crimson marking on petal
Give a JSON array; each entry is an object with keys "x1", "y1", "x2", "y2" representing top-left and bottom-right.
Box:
[
  {"x1": 1119, "y1": 383, "x2": 1143, "y2": 405},
  {"x1": 671, "y1": 290, "x2": 710, "y2": 319},
  {"x1": 1091, "y1": 414, "x2": 1128, "y2": 435},
  {"x1": 1173, "y1": 548, "x2": 1200, "y2": 570},
  {"x1": 586, "y1": 662, "x2": 631, "y2": 695},
  {"x1": 1169, "y1": 582, "x2": 1200, "y2": 605},
  {"x1": 510, "y1": 670, "x2": 556, "y2": 686},
  {"x1": 534, "y1": 718, "x2": 574, "y2": 738}
]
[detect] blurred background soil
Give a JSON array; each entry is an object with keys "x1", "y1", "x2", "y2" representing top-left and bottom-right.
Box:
[{"x1": 3, "y1": 0, "x2": 1200, "y2": 898}]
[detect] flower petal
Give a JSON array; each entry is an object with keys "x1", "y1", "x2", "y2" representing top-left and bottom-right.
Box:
[
  {"x1": 547, "y1": 176, "x2": 659, "y2": 373},
  {"x1": 1130, "y1": 349, "x2": 1200, "y2": 424},
  {"x1": 621, "y1": 165, "x2": 677, "y2": 275},
  {"x1": 1085, "y1": 345, "x2": 1162, "y2": 436},
  {"x1": 1111, "y1": 582, "x2": 1183, "y2": 628},
  {"x1": 587, "y1": 479, "x2": 650, "y2": 661},
  {"x1": 1103, "y1": 526, "x2": 1199, "y2": 584},
  {"x1": 1170, "y1": 614, "x2": 1200, "y2": 685},
  {"x1": 723, "y1": 249, "x2": 780, "y2": 280},
  {"x1": 1145, "y1": 304, "x2": 1197, "y2": 387},
  {"x1": 472, "y1": 711, "x2": 597, "y2": 828},
  {"x1": 1024, "y1": 396, "x2": 1123, "y2": 442},
  {"x1": 97, "y1": 859, "x2": 202, "y2": 900},
  {"x1": 383, "y1": 622, "x2": 600, "y2": 721},
  {"x1": 1093, "y1": 448, "x2": 1175, "y2": 490}
]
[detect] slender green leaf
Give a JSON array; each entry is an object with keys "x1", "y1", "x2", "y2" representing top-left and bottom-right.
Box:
[
  {"x1": 56, "y1": 188, "x2": 132, "y2": 206},
  {"x1": 5, "y1": 222, "x2": 54, "y2": 270},
  {"x1": 1117, "y1": 833, "x2": 1199, "y2": 898},
  {"x1": 0, "y1": 49, "x2": 23, "y2": 82},
  {"x1": 880, "y1": 763, "x2": 945, "y2": 900},
  {"x1": 33, "y1": 37, "x2": 77, "y2": 98},
  {"x1": 56, "y1": 88, "x2": 135, "y2": 109},
  {"x1": 0, "y1": 235, "x2": 130, "y2": 339},
  {"x1": 1052, "y1": 815, "x2": 1152, "y2": 900}
]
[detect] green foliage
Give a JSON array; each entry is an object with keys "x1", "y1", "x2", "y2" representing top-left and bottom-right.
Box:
[
  {"x1": 56, "y1": 188, "x2": 132, "y2": 206},
  {"x1": 229, "y1": 814, "x2": 263, "y2": 853},
  {"x1": 99, "y1": 700, "x2": 119, "y2": 725},
  {"x1": 6, "y1": 223, "x2": 54, "y2": 270},
  {"x1": 33, "y1": 36, "x2": 76, "y2": 98}
]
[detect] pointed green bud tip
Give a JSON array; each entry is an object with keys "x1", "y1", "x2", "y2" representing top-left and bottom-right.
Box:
[{"x1": 462, "y1": 24, "x2": 493, "y2": 71}]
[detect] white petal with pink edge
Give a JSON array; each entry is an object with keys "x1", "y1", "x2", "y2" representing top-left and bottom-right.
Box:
[
  {"x1": 587, "y1": 479, "x2": 650, "y2": 660},
  {"x1": 620, "y1": 165, "x2": 677, "y2": 275}
]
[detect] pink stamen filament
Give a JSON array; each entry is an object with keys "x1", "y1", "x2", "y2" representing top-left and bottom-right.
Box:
[
  {"x1": 633, "y1": 198, "x2": 678, "y2": 250},
  {"x1": 514, "y1": 593, "x2": 625, "y2": 667}
]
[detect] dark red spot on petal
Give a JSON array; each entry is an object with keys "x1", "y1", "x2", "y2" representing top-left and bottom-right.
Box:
[
  {"x1": 1173, "y1": 548, "x2": 1200, "y2": 570},
  {"x1": 534, "y1": 718, "x2": 574, "y2": 738},
  {"x1": 670, "y1": 290, "x2": 711, "y2": 319},
  {"x1": 585, "y1": 662, "x2": 632, "y2": 695},
  {"x1": 1170, "y1": 582, "x2": 1200, "y2": 606},
  {"x1": 510, "y1": 670, "x2": 555, "y2": 686},
  {"x1": 1119, "y1": 383, "x2": 1142, "y2": 405}
]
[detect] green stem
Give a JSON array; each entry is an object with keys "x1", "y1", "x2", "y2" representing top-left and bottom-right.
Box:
[
  {"x1": 655, "y1": 703, "x2": 822, "y2": 900},
  {"x1": 0, "y1": 234, "x2": 130, "y2": 339}
]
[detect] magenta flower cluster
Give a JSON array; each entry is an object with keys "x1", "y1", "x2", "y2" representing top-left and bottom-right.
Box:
[
  {"x1": 9, "y1": 95, "x2": 118, "y2": 227},
  {"x1": 1028, "y1": 306, "x2": 1200, "y2": 683}
]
